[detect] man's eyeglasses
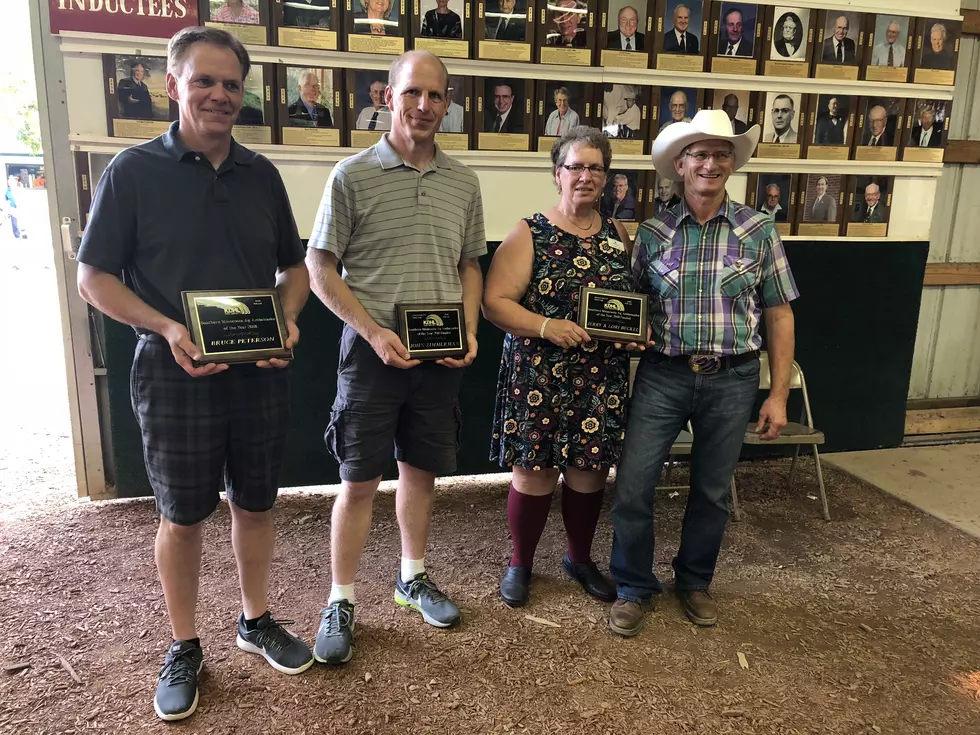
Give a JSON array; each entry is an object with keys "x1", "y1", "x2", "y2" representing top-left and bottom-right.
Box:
[
  {"x1": 684, "y1": 151, "x2": 734, "y2": 163},
  {"x1": 560, "y1": 164, "x2": 607, "y2": 175}
]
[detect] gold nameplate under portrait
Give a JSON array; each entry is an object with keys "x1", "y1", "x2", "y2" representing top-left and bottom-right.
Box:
[
  {"x1": 351, "y1": 130, "x2": 385, "y2": 147},
  {"x1": 607, "y1": 139, "x2": 645, "y2": 156},
  {"x1": 757, "y1": 143, "x2": 800, "y2": 159},
  {"x1": 914, "y1": 69, "x2": 955, "y2": 85},
  {"x1": 806, "y1": 145, "x2": 849, "y2": 160},
  {"x1": 622, "y1": 221, "x2": 639, "y2": 239},
  {"x1": 855, "y1": 146, "x2": 897, "y2": 161},
  {"x1": 436, "y1": 132, "x2": 470, "y2": 150},
  {"x1": 205, "y1": 21, "x2": 269, "y2": 45},
  {"x1": 797, "y1": 223, "x2": 841, "y2": 236},
  {"x1": 281, "y1": 127, "x2": 342, "y2": 146},
  {"x1": 232, "y1": 125, "x2": 273, "y2": 144},
  {"x1": 657, "y1": 53, "x2": 703, "y2": 71},
  {"x1": 112, "y1": 119, "x2": 172, "y2": 139},
  {"x1": 479, "y1": 40, "x2": 532, "y2": 61},
  {"x1": 847, "y1": 222, "x2": 888, "y2": 237},
  {"x1": 814, "y1": 63, "x2": 859, "y2": 80},
  {"x1": 710, "y1": 56, "x2": 757, "y2": 74},
  {"x1": 348, "y1": 34, "x2": 406, "y2": 54},
  {"x1": 865, "y1": 66, "x2": 908, "y2": 83},
  {"x1": 603, "y1": 50, "x2": 649, "y2": 68},
  {"x1": 903, "y1": 148, "x2": 944, "y2": 163},
  {"x1": 278, "y1": 27, "x2": 339, "y2": 50},
  {"x1": 775, "y1": 222, "x2": 791, "y2": 237},
  {"x1": 478, "y1": 132, "x2": 530, "y2": 150},
  {"x1": 414, "y1": 37, "x2": 470, "y2": 58},
  {"x1": 539, "y1": 47, "x2": 593, "y2": 65},
  {"x1": 764, "y1": 60, "x2": 808, "y2": 78}
]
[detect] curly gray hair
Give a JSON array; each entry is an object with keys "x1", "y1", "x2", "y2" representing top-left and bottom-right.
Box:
[{"x1": 549, "y1": 126, "x2": 613, "y2": 181}]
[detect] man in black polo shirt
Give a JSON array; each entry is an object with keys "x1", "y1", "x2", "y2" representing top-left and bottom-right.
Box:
[{"x1": 76, "y1": 27, "x2": 313, "y2": 722}]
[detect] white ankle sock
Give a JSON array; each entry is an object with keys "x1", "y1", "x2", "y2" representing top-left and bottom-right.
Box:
[
  {"x1": 328, "y1": 584, "x2": 356, "y2": 606},
  {"x1": 401, "y1": 558, "x2": 426, "y2": 581}
]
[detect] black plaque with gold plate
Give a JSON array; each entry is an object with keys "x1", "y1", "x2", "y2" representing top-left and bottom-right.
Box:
[
  {"x1": 756, "y1": 90, "x2": 806, "y2": 159},
  {"x1": 746, "y1": 172, "x2": 796, "y2": 237},
  {"x1": 599, "y1": 83, "x2": 652, "y2": 156},
  {"x1": 577, "y1": 287, "x2": 648, "y2": 343},
  {"x1": 862, "y1": 14, "x2": 913, "y2": 83},
  {"x1": 653, "y1": 0, "x2": 707, "y2": 72},
  {"x1": 476, "y1": 0, "x2": 534, "y2": 61},
  {"x1": 234, "y1": 63, "x2": 277, "y2": 145},
  {"x1": 200, "y1": 0, "x2": 272, "y2": 44},
  {"x1": 598, "y1": 0, "x2": 654, "y2": 69},
  {"x1": 800, "y1": 92, "x2": 855, "y2": 161},
  {"x1": 273, "y1": 0, "x2": 340, "y2": 50},
  {"x1": 536, "y1": 80, "x2": 596, "y2": 152},
  {"x1": 707, "y1": 0, "x2": 762, "y2": 75},
  {"x1": 413, "y1": 0, "x2": 472, "y2": 58},
  {"x1": 911, "y1": 17, "x2": 961, "y2": 86},
  {"x1": 812, "y1": 9, "x2": 865, "y2": 80},
  {"x1": 902, "y1": 98, "x2": 949, "y2": 163},
  {"x1": 477, "y1": 77, "x2": 532, "y2": 150},
  {"x1": 854, "y1": 96, "x2": 903, "y2": 162},
  {"x1": 396, "y1": 303, "x2": 468, "y2": 359},
  {"x1": 102, "y1": 54, "x2": 179, "y2": 140},
  {"x1": 182, "y1": 288, "x2": 292, "y2": 365},
  {"x1": 843, "y1": 174, "x2": 891, "y2": 237},
  {"x1": 277, "y1": 65, "x2": 345, "y2": 146},
  {"x1": 761, "y1": 5, "x2": 814, "y2": 78},
  {"x1": 347, "y1": 68, "x2": 392, "y2": 148},
  {"x1": 438, "y1": 75, "x2": 474, "y2": 151},
  {"x1": 537, "y1": 0, "x2": 597, "y2": 66},
  {"x1": 346, "y1": 0, "x2": 409, "y2": 54}
]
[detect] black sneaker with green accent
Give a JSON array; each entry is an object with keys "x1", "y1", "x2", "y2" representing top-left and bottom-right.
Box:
[
  {"x1": 236, "y1": 612, "x2": 314, "y2": 675},
  {"x1": 153, "y1": 640, "x2": 203, "y2": 722},
  {"x1": 394, "y1": 572, "x2": 461, "y2": 628},
  {"x1": 313, "y1": 600, "x2": 355, "y2": 665}
]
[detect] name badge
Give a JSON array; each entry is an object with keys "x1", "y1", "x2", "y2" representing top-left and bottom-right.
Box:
[{"x1": 607, "y1": 237, "x2": 625, "y2": 252}]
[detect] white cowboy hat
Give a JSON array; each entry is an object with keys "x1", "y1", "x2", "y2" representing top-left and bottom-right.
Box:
[{"x1": 650, "y1": 109, "x2": 760, "y2": 181}]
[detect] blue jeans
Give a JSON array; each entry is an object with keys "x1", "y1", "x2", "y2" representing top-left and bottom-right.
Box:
[{"x1": 610, "y1": 353, "x2": 759, "y2": 602}]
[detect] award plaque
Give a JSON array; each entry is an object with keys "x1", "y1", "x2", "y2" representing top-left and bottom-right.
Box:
[
  {"x1": 600, "y1": 83, "x2": 652, "y2": 156},
  {"x1": 536, "y1": 80, "x2": 596, "y2": 151},
  {"x1": 277, "y1": 65, "x2": 345, "y2": 147},
  {"x1": 577, "y1": 287, "x2": 647, "y2": 342},
  {"x1": 233, "y1": 62, "x2": 276, "y2": 145},
  {"x1": 911, "y1": 17, "x2": 961, "y2": 86},
  {"x1": 477, "y1": 78, "x2": 532, "y2": 151},
  {"x1": 902, "y1": 99, "x2": 949, "y2": 163},
  {"x1": 708, "y1": 0, "x2": 763, "y2": 75},
  {"x1": 182, "y1": 289, "x2": 292, "y2": 365},
  {"x1": 812, "y1": 9, "x2": 866, "y2": 80},
  {"x1": 854, "y1": 96, "x2": 903, "y2": 162},
  {"x1": 844, "y1": 175, "x2": 892, "y2": 237},
  {"x1": 794, "y1": 173, "x2": 845, "y2": 237},
  {"x1": 103, "y1": 54, "x2": 178, "y2": 140},
  {"x1": 862, "y1": 14, "x2": 912, "y2": 83},
  {"x1": 801, "y1": 93, "x2": 855, "y2": 161},
  {"x1": 200, "y1": 0, "x2": 272, "y2": 45},
  {"x1": 761, "y1": 5, "x2": 814, "y2": 78},
  {"x1": 274, "y1": 0, "x2": 340, "y2": 50},
  {"x1": 653, "y1": 0, "x2": 707, "y2": 72},
  {"x1": 396, "y1": 303, "x2": 468, "y2": 359}
]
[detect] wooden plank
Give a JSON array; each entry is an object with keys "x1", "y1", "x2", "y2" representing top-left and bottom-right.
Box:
[
  {"x1": 907, "y1": 396, "x2": 980, "y2": 410},
  {"x1": 944, "y1": 140, "x2": 980, "y2": 165},
  {"x1": 962, "y1": 9, "x2": 980, "y2": 36},
  {"x1": 923, "y1": 263, "x2": 980, "y2": 286},
  {"x1": 905, "y1": 406, "x2": 980, "y2": 435}
]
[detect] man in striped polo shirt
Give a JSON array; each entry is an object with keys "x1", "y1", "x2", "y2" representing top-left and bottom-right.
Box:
[
  {"x1": 306, "y1": 50, "x2": 486, "y2": 665},
  {"x1": 609, "y1": 110, "x2": 799, "y2": 637}
]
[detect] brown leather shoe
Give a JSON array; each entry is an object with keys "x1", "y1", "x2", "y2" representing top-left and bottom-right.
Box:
[
  {"x1": 678, "y1": 589, "x2": 717, "y2": 626},
  {"x1": 608, "y1": 599, "x2": 648, "y2": 637}
]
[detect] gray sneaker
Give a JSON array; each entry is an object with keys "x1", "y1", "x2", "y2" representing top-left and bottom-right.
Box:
[
  {"x1": 313, "y1": 600, "x2": 355, "y2": 665},
  {"x1": 394, "y1": 572, "x2": 461, "y2": 628}
]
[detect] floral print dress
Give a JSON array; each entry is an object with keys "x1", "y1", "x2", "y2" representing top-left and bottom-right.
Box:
[{"x1": 490, "y1": 213, "x2": 633, "y2": 471}]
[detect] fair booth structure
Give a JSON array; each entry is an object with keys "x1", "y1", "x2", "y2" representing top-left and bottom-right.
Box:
[{"x1": 26, "y1": 0, "x2": 980, "y2": 500}]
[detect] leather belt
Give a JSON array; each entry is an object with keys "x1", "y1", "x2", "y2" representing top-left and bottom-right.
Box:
[{"x1": 663, "y1": 350, "x2": 760, "y2": 375}]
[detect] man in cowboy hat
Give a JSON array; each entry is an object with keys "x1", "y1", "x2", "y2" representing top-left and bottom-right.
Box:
[{"x1": 608, "y1": 109, "x2": 799, "y2": 637}]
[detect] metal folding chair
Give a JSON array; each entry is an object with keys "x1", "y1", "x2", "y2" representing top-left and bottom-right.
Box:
[{"x1": 732, "y1": 351, "x2": 830, "y2": 521}]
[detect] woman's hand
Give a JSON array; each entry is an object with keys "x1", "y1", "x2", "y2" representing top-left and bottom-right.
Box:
[
  {"x1": 543, "y1": 319, "x2": 591, "y2": 349},
  {"x1": 614, "y1": 324, "x2": 654, "y2": 352}
]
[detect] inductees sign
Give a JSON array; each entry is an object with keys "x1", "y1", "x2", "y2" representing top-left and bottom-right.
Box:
[{"x1": 50, "y1": 0, "x2": 199, "y2": 37}]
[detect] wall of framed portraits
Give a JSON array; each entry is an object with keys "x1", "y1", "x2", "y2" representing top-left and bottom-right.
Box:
[{"x1": 26, "y1": 0, "x2": 980, "y2": 498}]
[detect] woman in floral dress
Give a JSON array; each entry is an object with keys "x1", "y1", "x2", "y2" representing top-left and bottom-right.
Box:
[{"x1": 483, "y1": 126, "x2": 644, "y2": 607}]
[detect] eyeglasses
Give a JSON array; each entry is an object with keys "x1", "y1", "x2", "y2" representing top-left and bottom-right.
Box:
[
  {"x1": 684, "y1": 151, "x2": 734, "y2": 163},
  {"x1": 560, "y1": 164, "x2": 607, "y2": 175}
]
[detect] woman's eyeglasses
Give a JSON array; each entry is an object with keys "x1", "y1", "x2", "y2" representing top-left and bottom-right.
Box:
[{"x1": 560, "y1": 164, "x2": 607, "y2": 175}]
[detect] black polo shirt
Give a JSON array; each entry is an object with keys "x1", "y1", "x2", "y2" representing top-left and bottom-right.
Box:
[{"x1": 77, "y1": 122, "x2": 305, "y2": 330}]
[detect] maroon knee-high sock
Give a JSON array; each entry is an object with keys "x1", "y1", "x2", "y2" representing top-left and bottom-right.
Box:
[
  {"x1": 561, "y1": 482, "x2": 604, "y2": 564},
  {"x1": 507, "y1": 483, "x2": 554, "y2": 569}
]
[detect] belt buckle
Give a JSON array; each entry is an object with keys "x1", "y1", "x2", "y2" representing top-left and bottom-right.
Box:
[{"x1": 688, "y1": 354, "x2": 721, "y2": 375}]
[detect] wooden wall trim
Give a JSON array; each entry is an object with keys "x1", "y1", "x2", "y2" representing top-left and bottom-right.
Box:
[
  {"x1": 945, "y1": 140, "x2": 980, "y2": 164},
  {"x1": 923, "y1": 263, "x2": 980, "y2": 285},
  {"x1": 906, "y1": 406, "x2": 980, "y2": 435},
  {"x1": 961, "y1": 9, "x2": 980, "y2": 36}
]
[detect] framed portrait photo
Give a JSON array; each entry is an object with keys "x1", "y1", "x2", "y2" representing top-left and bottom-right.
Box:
[
  {"x1": 277, "y1": 65, "x2": 344, "y2": 146},
  {"x1": 346, "y1": 69, "x2": 391, "y2": 148},
  {"x1": 863, "y1": 14, "x2": 912, "y2": 83},
  {"x1": 477, "y1": 0, "x2": 533, "y2": 61},
  {"x1": 708, "y1": 0, "x2": 762, "y2": 74},
  {"x1": 600, "y1": 0, "x2": 655, "y2": 69},
  {"x1": 648, "y1": 173, "x2": 683, "y2": 218},
  {"x1": 537, "y1": 0, "x2": 597, "y2": 66},
  {"x1": 855, "y1": 96, "x2": 904, "y2": 161},
  {"x1": 902, "y1": 98, "x2": 949, "y2": 163},
  {"x1": 600, "y1": 83, "x2": 651, "y2": 156},
  {"x1": 599, "y1": 169, "x2": 646, "y2": 238},
  {"x1": 762, "y1": 5, "x2": 812, "y2": 77},
  {"x1": 747, "y1": 172, "x2": 796, "y2": 236},
  {"x1": 478, "y1": 77, "x2": 532, "y2": 150},
  {"x1": 655, "y1": 86, "x2": 702, "y2": 138},
  {"x1": 200, "y1": 0, "x2": 271, "y2": 44},
  {"x1": 795, "y1": 172, "x2": 845, "y2": 236},
  {"x1": 102, "y1": 54, "x2": 177, "y2": 139},
  {"x1": 813, "y1": 10, "x2": 865, "y2": 79},
  {"x1": 756, "y1": 90, "x2": 805, "y2": 159},
  {"x1": 274, "y1": 0, "x2": 339, "y2": 50},
  {"x1": 413, "y1": 0, "x2": 471, "y2": 58},
  {"x1": 438, "y1": 75, "x2": 473, "y2": 150},
  {"x1": 346, "y1": 0, "x2": 408, "y2": 54},
  {"x1": 233, "y1": 62, "x2": 276, "y2": 145},
  {"x1": 844, "y1": 175, "x2": 892, "y2": 237},
  {"x1": 912, "y1": 18, "x2": 961, "y2": 86},
  {"x1": 801, "y1": 93, "x2": 854, "y2": 160},
  {"x1": 653, "y1": 0, "x2": 707, "y2": 72},
  {"x1": 706, "y1": 88, "x2": 757, "y2": 136},
  {"x1": 536, "y1": 81, "x2": 596, "y2": 151}
]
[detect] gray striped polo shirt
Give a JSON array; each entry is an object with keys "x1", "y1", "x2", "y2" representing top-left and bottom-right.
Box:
[{"x1": 308, "y1": 135, "x2": 487, "y2": 330}]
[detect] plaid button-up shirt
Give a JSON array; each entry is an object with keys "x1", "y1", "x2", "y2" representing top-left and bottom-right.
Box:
[{"x1": 633, "y1": 196, "x2": 799, "y2": 357}]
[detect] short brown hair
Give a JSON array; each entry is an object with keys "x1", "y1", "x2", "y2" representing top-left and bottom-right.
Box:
[
  {"x1": 550, "y1": 126, "x2": 613, "y2": 179},
  {"x1": 167, "y1": 26, "x2": 250, "y2": 80}
]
